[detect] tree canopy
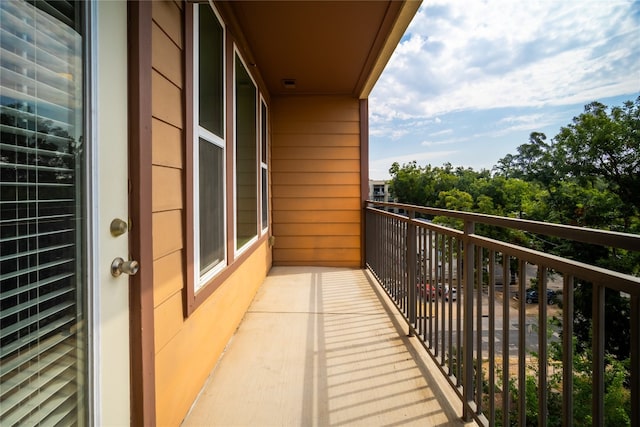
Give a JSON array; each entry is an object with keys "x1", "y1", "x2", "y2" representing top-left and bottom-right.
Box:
[
  {"x1": 387, "y1": 97, "x2": 638, "y2": 423},
  {"x1": 388, "y1": 97, "x2": 639, "y2": 361}
]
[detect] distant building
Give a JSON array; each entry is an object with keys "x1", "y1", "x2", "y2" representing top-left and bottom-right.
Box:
[
  {"x1": 369, "y1": 179, "x2": 391, "y2": 203},
  {"x1": 368, "y1": 180, "x2": 405, "y2": 213}
]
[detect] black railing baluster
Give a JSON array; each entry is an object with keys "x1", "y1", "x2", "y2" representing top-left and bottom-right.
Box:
[
  {"x1": 463, "y1": 220, "x2": 475, "y2": 422},
  {"x1": 407, "y1": 210, "x2": 417, "y2": 336},
  {"x1": 502, "y1": 254, "x2": 511, "y2": 427},
  {"x1": 562, "y1": 274, "x2": 574, "y2": 427},
  {"x1": 592, "y1": 283, "x2": 605, "y2": 427},
  {"x1": 538, "y1": 266, "x2": 548, "y2": 427},
  {"x1": 363, "y1": 201, "x2": 640, "y2": 427},
  {"x1": 518, "y1": 258, "x2": 526, "y2": 426}
]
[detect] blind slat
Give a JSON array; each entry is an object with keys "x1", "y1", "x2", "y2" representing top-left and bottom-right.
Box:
[
  {"x1": 0, "y1": 314, "x2": 76, "y2": 359},
  {"x1": 0, "y1": 161, "x2": 74, "y2": 174},
  {"x1": 0, "y1": 243, "x2": 74, "y2": 262},
  {"x1": 0, "y1": 228, "x2": 74, "y2": 244},
  {"x1": 0, "y1": 213, "x2": 74, "y2": 224},
  {"x1": 0, "y1": 199, "x2": 74, "y2": 205},
  {"x1": 1, "y1": 364, "x2": 75, "y2": 424},
  {"x1": 0, "y1": 64, "x2": 76, "y2": 108},
  {"x1": 0, "y1": 339, "x2": 74, "y2": 399},
  {"x1": 0, "y1": 258, "x2": 74, "y2": 283},
  {"x1": 0, "y1": 134, "x2": 76, "y2": 154},
  {"x1": 0, "y1": 181, "x2": 73, "y2": 188},
  {"x1": 0, "y1": 329, "x2": 72, "y2": 377},
  {"x1": 0, "y1": 301, "x2": 75, "y2": 339},
  {"x1": 0, "y1": 285, "x2": 74, "y2": 320},
  {"x1": 0, "y1": 271, "x2": 75, "y2": 301},
  {"x1": 29, "y1": 396, "x2": 77, "y2": 427}
]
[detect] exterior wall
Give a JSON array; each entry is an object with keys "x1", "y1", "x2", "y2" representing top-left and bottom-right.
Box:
[
  {"x1": 154, "y1": 242, "x2": 270, "y2": 425},
  {"x1": 149, "y1": 2, "x2": 272, "y2": 424},
  {"x1": 271, "y1": 96, "x2": 362, "y2": 267}
]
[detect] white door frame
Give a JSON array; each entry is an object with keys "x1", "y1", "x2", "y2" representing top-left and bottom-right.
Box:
[{"x1": 89, "y1": 1, "x2": 131, "y2": 425}]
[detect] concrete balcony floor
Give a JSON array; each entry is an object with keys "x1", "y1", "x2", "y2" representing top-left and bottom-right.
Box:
[{"x1": 182, "y1": 267, "x2": 472, "y2": 426}]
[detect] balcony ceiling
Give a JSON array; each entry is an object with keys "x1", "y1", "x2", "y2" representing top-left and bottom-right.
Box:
[{"x1": 223, "y1": 1, "x2": 419, "y2": 98}]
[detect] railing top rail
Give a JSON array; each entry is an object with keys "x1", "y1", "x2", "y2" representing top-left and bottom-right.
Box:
[{"x1": 366, "y1": 200, "x2": 640, "y2": 252}]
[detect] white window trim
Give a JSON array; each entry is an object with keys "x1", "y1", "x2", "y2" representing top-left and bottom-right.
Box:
[
  {"x1": 193, "y1": 3, "x2": 226, "y2": 290},
  {"x1": 259, "y1": 95, "x2": 269, "y2": 235},
  {"x1": 233, "y1": 46, "x2": 259, "y2": 256}
]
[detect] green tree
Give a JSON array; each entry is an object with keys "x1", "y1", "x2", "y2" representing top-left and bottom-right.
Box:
[{"x1": 554, "y1": 97, "x2": 640, "y2": 221}]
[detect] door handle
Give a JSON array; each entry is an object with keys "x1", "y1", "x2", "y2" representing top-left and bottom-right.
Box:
[{"x1": 111, "y1": 257, "x2": 139, "y2": 277}]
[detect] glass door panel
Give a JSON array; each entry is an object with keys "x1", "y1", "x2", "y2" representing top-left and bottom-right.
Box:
[{"x1": 0, "y1": 1, "x2": 87, "y2": 424}]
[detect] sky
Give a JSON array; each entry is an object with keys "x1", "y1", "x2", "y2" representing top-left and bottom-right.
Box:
[{"x1": 369, "y1": 0, "x2": 640, "y2": 180}]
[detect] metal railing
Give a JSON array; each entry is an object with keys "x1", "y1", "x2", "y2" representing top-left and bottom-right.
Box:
[{"x1": 365, "y1": 201, "x2": 640, "y2": 427}]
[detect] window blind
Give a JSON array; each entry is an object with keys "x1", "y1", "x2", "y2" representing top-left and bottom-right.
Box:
[{"x1": 1, "y1": 1, "x2": 87, "y2": 425}]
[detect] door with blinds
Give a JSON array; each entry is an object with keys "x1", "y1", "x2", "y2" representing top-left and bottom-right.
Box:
[{"x1": 1, "y1": 1, "x2": 130, "y2": 425}]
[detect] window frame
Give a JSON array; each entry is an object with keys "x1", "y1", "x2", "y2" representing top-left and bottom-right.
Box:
[
  {"x1": 232, "y1": 46, "x2": 259, "y2": 256},
  {"x1": 190, "y1": 2, "x2": 227, "y2": 292},
  {"x1": 260, "y1": 96, "x2": 269, "y2": 234},
  {"x1": 184, "y1": 3, "x2": 272, "y2": 316}
]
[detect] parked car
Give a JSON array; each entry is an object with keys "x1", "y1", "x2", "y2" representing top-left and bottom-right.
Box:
[
  {"x1": 523, "y1": 288, "x2": 556, "y2": 304},
  {"x1": 443, "y1": 285, "x2": 457, "y2": 301},
  {"x1": 417, "y1": 283, "x2": 436, "y2": 300}
]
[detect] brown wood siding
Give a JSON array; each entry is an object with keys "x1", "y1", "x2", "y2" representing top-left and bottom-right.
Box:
[
  {"x1": 271, "y1": 96, "x2": 362, "y2": 267},
  {"x1": 150, "y1": 2, "x2": 273, "y2": 425},
  {"x1": 154, "y1": 242, "x2": 270, "y2": 425}
]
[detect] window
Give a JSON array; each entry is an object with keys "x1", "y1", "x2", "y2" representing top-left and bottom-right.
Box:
[
  {"x1": 260, "y1": 99, "x2": 268, "y2": 231},
  {"x1": 234, "y1": 52, "x2": 257, "y2": 251},
  {"x1": 193, "y1": 4, "x2": 225, "y2": 288},
  {"x1": 0, "y1": 0, "x2": 89, "y2": 423}
]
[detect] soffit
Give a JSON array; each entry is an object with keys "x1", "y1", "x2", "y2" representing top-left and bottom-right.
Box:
[{"x1": 222, "y1": 1, "x2": 413, "y2": 98}]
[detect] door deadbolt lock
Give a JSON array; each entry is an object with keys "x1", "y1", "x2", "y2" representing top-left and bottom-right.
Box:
[
  {"x1": 111, "y1": 257, "x2": 139, "y2": 277},
  {"x1": 110, "y1": 218, "x2": 129, "y2": 237}
]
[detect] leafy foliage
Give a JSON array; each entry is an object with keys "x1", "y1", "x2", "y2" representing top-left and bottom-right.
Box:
[{"x1": 388, "y1": 98, "x2": 638, "y2": 424}]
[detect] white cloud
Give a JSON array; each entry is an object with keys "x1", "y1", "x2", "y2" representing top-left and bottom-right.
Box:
[
  {"x1": 421, "y1": 136, "x2": 468, "y2": 146},
  {"x1": 370, "y1": 0, "x2": 640, "y2": 121},
  {"x1": 428, "y1": 128, "x2": 453, "y2": 137}
]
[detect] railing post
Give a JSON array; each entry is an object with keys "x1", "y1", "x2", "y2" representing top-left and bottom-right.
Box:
[
  {"x1": 407, "y1": 210, "x2": 417, "y2": 336},
  {"x1": 631, "y1": 293, "x2": 640, "y2": 427},
  {"x1": 463, "y1": 220, "x2": 475, "y2": 422},
  {"x1": 592, "y1": 283, "x2": 605, "y2": 427}
]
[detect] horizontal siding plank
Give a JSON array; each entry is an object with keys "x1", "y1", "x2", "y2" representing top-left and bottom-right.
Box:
[
  {"x1": 271, "y1": 172, "x2": 359, "y2": 186},
  {"x1": 271, "y1": 146, "x2": 360, "y2": 161},
  {"x1": 272, "y1": 159, "x2": 360, "y2": 173},
  {"x1": 155, "y1": 244, "x2": 270, "y2": 426},
  {"x1": 273, "y1": 96, "x2": 359, "y2": 121},
  {"x1": 272, "y1": 223, "x2": 360, "y2": 237},
  {"x1": 152, "y1": 0, "x2": 183, "y2": 49},
  {"x1": 152, "y1": 118, "x2": 183, "y2": 168},
  {"x1": 270, "y1": 95, "x2": 362, "y2": 266},
  {"x1": 153, "y1": 166, "x2": 183, "y2": 212},
  {"x1": 152, "y1": 22, "x2": 182, "y2": 88},
  {"x1": 275, "y1": 235, "x2": 360, "y2": 249},
  {"x1": 152, "y1": 70, "x2": 183, "y2": 128},
  {"x1": 272, "y1": 185, "x2": 360, "y2": 199},
  {"x1": 272, "y1": 198, "x2": 360, "y2": 211},
  {"x1": 272, "y1": 210, "x2": 361, "y2": 224},
  {"x1": 273, "y1": 248, "x2": 360, "y2": 263},
  {"x1": 153, "y1": 250, "x2": 184, "y2": 308},
  {"x1": 273, "y1": 133, "x2": 360, "y2": 148},
  {"x1": 273, "y1": 260, "x2": 361, "y2": 268},
  {"x1": 153, "y1": 210, "x2": 183, "y2": 260},
  {"x1": 154, "y1": 292, "x2": 184, "y2": 353},
  {"x1": 273, "y1": 120, "x2": 359, "y2": 135}
]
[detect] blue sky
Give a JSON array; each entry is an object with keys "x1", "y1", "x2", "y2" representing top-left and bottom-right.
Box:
[{"x1": 369, "y1": 0, "x2": 640, "y2": 180}]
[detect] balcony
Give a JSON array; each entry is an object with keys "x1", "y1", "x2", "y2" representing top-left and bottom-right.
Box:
[{"x1": 184, "y1": 202, "x2": 639, "y2": 426}]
